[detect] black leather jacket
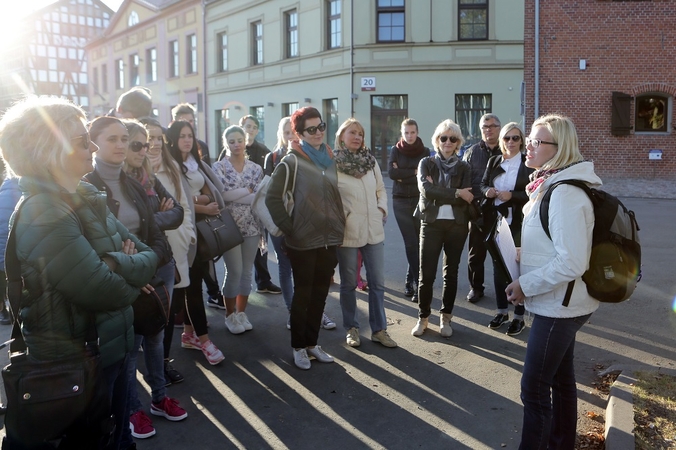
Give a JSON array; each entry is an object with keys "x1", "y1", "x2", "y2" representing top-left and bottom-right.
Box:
[{"x1": 416, "y1": 156, "x2": 472, "y2": 225}]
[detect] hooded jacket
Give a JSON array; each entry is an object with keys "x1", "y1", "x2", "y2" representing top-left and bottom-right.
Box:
[{"x1": 519, "y1": 161, "x2": 602, "y2": 318}]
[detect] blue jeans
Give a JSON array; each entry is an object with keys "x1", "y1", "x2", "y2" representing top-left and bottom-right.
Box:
[
  {"x1": 392, "y1": 196, "x2": 421, "y2": 286},
  {"x1": 337, "y1": 243, "x2": 387, "y2": 333},
  {"x1": 418, "y1": 220, "x2": 468, "y2": 318},
  {"x1": 270, "y1": 233, "x2": 294, "y2": 310},
  {"x1": 222, "y1": 235, "x2": 259, "y2": 298},
  {"x1": 103, "y1": 354, "x2": 130, "y2": 450},
  {"x1": 519, "y1": 313, "x2": 592, "y2": 450}
]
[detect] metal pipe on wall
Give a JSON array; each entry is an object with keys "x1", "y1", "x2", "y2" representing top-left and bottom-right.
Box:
[
  {"x1": 350, "y1": 0, "x2": 354, "y2": 117},
  {"x1": 534, "y1": 0, "x2": 540, "y2": 121}
]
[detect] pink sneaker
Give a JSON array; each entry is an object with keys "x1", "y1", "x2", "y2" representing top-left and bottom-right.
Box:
[
  {"x1": 181, "y1": 332, "x2": 201, "y2": 350},
  {"x1": 201, "y1": 340, "x2": 225, "y2": 365},
  {"x1": 150, "y1": 397, "x2": 188, "y2": 421},
  {"x1": 129, "y1": 410, "x2": 156, "y2": 438}
]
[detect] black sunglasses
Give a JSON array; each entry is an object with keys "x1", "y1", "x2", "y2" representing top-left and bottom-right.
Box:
[
  {"x1": 130, "y1": 141, "x2": 150, "y2": 152},
  {"x1": 303, "y1": 122, "x2": 327, "y2": 135},
  {"x1": 439, "y1": 135, "x2": 459, "y2": 143},
  {"x1": 71, "y1": 133, "x2": 91, "y2": 149},
  {"x1": 502, "y1": 135, "x2": 522, "y2": 142}
]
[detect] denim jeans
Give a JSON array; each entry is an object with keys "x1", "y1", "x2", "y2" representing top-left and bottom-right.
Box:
[
  {"x1": 519, "y1": 313, "x2": 593, "y2": 450},
  {"x1": 337, "y1": 243, "x2": 387, "y2": 333},
  {"x1": 392, "y1": 196, "x2": 421, "y2": 286},
  {"x1": 222, "y1": 235, "x2": 259, "y2": 298},
  {"x1": 418, "y1": 220, "x2": 468, "y2": 319},
  {"x1": 103, "y1": 354, "x2": 130, "y2": 450},
  {"x1": 270, "y1": 233, "x2": 294, "y2": 310},
  {"x1": 287, "y1": 245, "x2": 338, "y2": 349}
]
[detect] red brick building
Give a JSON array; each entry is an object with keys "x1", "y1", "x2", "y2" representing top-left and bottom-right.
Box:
[{"x1": 524, "y1": 0, "x2": 675, "y2": 179}]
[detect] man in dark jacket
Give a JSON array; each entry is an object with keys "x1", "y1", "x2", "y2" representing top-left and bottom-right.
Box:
[
  {"x1": 239, "y1": 114, "x2": 281, "y2": 294},
  {"x1": 462, "y1": 113, "x2": 501, "y2": 303}
]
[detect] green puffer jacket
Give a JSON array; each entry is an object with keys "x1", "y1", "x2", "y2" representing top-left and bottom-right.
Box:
[{"x1": 14, "y1": 177, "x2": 158, "y2": 368}]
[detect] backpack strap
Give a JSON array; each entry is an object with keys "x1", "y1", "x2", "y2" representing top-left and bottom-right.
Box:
[{"x1": 538, "y1": 179, "x2": 593, "y2": 307}]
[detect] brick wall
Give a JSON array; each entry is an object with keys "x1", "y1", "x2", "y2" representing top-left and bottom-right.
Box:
[{"x1": 524, "y1": 0, "x2": 675, "y2": 179}]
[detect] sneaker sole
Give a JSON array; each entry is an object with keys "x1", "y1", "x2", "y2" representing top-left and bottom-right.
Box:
[
  {"x1": 507, "y1": 327, "x2": 525, "y2": 336},
  {"x1": 372, "y1": 337, "x2": 397, "y2": 348},
  {"x1": 207, "y1": 302, "x2": 226, "y2": 310},
  {"x1": 181, "y1": 342, "x2": 202, "y2": 350},
  {"x1": 256, "y1": 288, "x2": 282, "y2": 294},
  {"x1": 150, "y1": 408, "x2": 188, "y2": 422},
  {"x1": 488, "y1": 320, "x2": 509, "y2": 329},
  {"x1": 130, "y1": 426, "x2": 156, "y2": 439},
  {"x1": 321, "y1": 323, "x2": 336, "y2": 330},
  {"x1": 206, "y1": 355, "x2": 225, "y2": 365},
  {"x1": 346, "y1": 339, "x2": 361, "y2": 347}
]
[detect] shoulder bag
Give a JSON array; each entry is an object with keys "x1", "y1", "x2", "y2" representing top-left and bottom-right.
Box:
[
  {"x1": 251, "y1": 154, "x2": 297, "y2": 237},
  {"x1": 132, "y1": 275, "x2": 169, "y2": 336},
  {"x1": 195, "y1": 207, "x2": 244, "y2": 261}
]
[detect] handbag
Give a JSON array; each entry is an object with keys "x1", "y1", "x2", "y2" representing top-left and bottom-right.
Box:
[
  {"x1": 132, "y1": 275, "x2": 169, "y2": 336},
  {"x1": 2, "y1": 199, "x2": 113, "y2": 448},
  {"x1": 195, "y1": 207, "x2": 244, "y2": 261},
  {"x1": 251, "y1": 154, "x2": 297, "y2": 237}
]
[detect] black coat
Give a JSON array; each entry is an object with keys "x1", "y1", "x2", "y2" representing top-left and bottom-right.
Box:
[{"x1": 416, "y1": 156, "x2": 472, "y2": 225}]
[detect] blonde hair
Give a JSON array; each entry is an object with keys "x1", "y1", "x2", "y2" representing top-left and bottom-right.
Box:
[
  {"x1": 275, "y1": 117, "x2": 292, "y2": 151},
  {"x1": 498, "y1": 122, "x2": 525, "y2": 155},
  {"x1": 334, "y1": 118, "x2": 365, "y2": 150},
  {"x1": 139, "y1": 117, "x2": 183, "y2": 202},
  {"x1": 431, "y1": 119, "x2": 464, "y2": 153},
  {"x1": 0, "y1": 95, "x2": 86, "y2": 179},
  {"x1": 531, "y1": 114, "x2": 583, "y2": 170}
]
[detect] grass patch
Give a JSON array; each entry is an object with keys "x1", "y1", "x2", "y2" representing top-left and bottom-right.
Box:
[{"x1": 634, "y1": 371, "x2": 676, "y2": 449}]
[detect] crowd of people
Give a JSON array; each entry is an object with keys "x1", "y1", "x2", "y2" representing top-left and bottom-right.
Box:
[{"x1": 0, "y1": 86, "x2": 600, "y2": 450}]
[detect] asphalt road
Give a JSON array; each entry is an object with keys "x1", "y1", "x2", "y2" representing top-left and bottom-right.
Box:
[{"x1": 1, "y1": 181, "x2": 674, "y2": 449}]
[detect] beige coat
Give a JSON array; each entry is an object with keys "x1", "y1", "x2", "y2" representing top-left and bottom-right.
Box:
[{"x1": 337, "y1": 161, "x2": 388, "y2": 248}]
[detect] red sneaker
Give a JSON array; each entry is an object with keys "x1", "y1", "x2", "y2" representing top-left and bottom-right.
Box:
[
  {"x1": 181, "y1": 332, "x2": 201, "y2": 350},
  {"x1": 130, "y1": 410, "x2": 156, "y2": 438},
  {"x1": 150, "y1": 397, "x2": 188, "y2": 421}
]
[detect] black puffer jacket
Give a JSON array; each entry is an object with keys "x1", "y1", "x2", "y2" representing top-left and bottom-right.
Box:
[
  {"x1": 265, "y1": 142, "x2": 345, "y2": 250},
  {"x1": 85, "y1": 170, "x2": 173, "y2": 267},
  {"x1": 14, "y1": 177, "x2": 157, "y2": 367}
]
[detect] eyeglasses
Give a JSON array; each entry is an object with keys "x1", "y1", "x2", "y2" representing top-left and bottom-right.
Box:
[
  {"x1": 502, "y1": 135, "x2": 522, "y2": 142},
  {"x1": 129, "y1": 141, "x2": 150, "y2": 152},
  {"x1": 439, "y1": 135, "x2": 459, "y2": 143},
  {"x1": 71, "y1": 133, "x2": 91, "y2": 150},
  {"x1": 481, "y1": 124, "x2": 500, "y2": 130},
  {"x1": 303, "y1": 122, "x2": 327, "y2": 135},
  {"x1": 525, "y1": 137, "x2": 558, "y2": 148}
]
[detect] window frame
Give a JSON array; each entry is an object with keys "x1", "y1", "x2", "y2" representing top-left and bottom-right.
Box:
[
  {"x1": 115, "y1": 58, "x2": 124, "y2": 90},
  {"x1": 454, "y1": 93, "x2": 492, "y2": 150},
  {"x1": 285, "y1": 9, "x2": 299, "y2": 58},
  {"x1": 458, "y1": 0, "x2": 489, "y2": 41},
  {"x1": 101, "y1": 63, "x2": 107, "y2": 93},
  {"x1": 282, "y1": 102, "x2": 299, "y2": 117},
  {"x1": 327, "y1": 0, "x2": 341, "y2": 49},
  {"x1": 376, "y1": 0, "x2": 405, "y2": 43},
  {"x1": 169, "y1": 40, "x2": 179, "y2": 78},
  {"x1": 217, "y1": 32, "x2": 228, "y2": 72},
  {"x1": 146, "y1": 47, "x2": 157, "y2": 83},
  {"x1": 249, "y1": 106, "x2": 265, "y2": 142},
  {"x1": 186, "y1": 33, "x2": 197, "y2": 75},
  {"x1": 634, "y1": 93, "x2": 671, "y2": 134},
  {"x1": 252, "y1": 21, "x2": 263, "y2": 66},
  {"x1": 323, "y1": 98, "x2": 339, "y2": 146}
]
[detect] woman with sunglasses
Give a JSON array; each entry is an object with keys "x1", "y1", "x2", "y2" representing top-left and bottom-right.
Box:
[
  {"x1": 506, "y1": 114, "x2": 601, "y2": 449},
  {"x1": 140, "y1": 117, "x2": 195, "y2": 386},
  {"x1": 266, "y1": 107, "x2": 345, "y2": 370},
  {"x1": 411, "y1": 119, "x2": 473, "y2": 338},
  {"x1": 86, "y1": 117, "x2": 189, "y2": 445},
  {"x1": 480, "y1": 122, "x2": 534, "y2": 337}
]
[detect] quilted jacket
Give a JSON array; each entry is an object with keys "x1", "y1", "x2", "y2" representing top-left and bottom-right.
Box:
[{"x1": 13, "y1": 177, "x2": 158, "y2": 367}]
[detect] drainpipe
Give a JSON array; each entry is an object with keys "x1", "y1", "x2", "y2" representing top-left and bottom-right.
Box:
[
  {"x1": 534, "y1": 0, "x2": 540, "y2": 121},
  {"x1": 202, "y1": 0, "x2": 209, "y2": 155},
  {"x1": 350, "y1": 0, "x2": 354, "y2": 117}
]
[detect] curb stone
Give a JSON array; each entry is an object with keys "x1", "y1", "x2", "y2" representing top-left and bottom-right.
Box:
[{"x1": 601, "y1": 364, "x2": 676, "y2": 450}]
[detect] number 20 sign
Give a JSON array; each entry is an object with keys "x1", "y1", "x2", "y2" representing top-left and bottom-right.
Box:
[{"x1": 361, "y1": 77, "x2": 376, "y2": 91}]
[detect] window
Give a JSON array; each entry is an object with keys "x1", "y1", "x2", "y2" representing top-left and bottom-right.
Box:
[
  {"x1": 129, "y1": 54, "x2": 139, "y2": 87},
  {"x1": 186, "y1": 34, "x2": 197, "y2": 74},
  {"x1": 371, "y1": 95, "x2": 408, "y2": 167},
  {"x1": 252, "y1": 21, "x2": 263, "y2": 65},
  {"x1": 327, "y1": 0, "x2": 341, "y2": 49},
  {"x1": 282, "y1": 102, "x2": 299, "y2": 117},
  {"x1": 169, "y1": 40, "x2": 179, "y2": 77},
  {"x1": 250, "y1": 106, "x2": 265, "y2": 142},
  {"x1": 323, "y1": 99, "x2": 339, "y2": 146},
  {"x1": 101, "y1": 63, "x2": 107, "y2": 93},
  {"x1": 146, "y1": 47, "x2": 157, "y2": 82},
  {"x1": 92, "y1": 66, "x2": 98, "y2": 94},
  {"x1": 127, "y1": 11, "x2": 139, "y2": 27},
  {"x1": 285, "y1": 10, "x2": 298, "y2": 58},
  {"x1": 217, "y1": 32, "x2": 228, "y2": 72},
  {"x1": 455, "y1": 94, "x2": 492, "y2": 149},
  {"x1": 116, "y1": 58, "x2": 124, "y2": 89},
  {"x1": 377, "y1": 0, "x2": 404, "y2": 43},
  {"x1": 635, "y1": 93, "x2": 670, "y2": 133},
  {"x1": 458, "y1": 0, "x2": 488, "y2": 41}
]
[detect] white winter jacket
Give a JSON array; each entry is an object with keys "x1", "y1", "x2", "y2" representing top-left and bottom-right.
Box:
[
  {"x1": 337, "y1": 162, "x2": 388, "y2": 248},
  {"x1": 519, "y1": 161, "x2": 601, "y2": 318}
]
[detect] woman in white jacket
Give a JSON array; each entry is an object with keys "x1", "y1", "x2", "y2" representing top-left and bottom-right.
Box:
[
  {"x1": 506, "y1": 114, "x2": 601, "y2": 450},
  {"x1": 334, "y1": 118, "x2": 397, "y2": 349}
]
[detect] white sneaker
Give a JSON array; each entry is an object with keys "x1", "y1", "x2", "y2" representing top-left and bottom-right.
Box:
[
  {"x1": 440, "y1": 313, "x2": 453, "y2": 337},
  {"x1": 307, "y1": 346, "x2": 334, "y2": 363},
  {"x1": 286, "y1": 314, "x2": 291, "y2": 330},
  {"x1": 293, "y1": 348, "x2": 311, "y2": 370},
  {"x1": 237, "y1": 312, "x2": 253, "y2": 331},
  {"x1": 411, "y1": 317, "x2": 428, "y2": 336},
  {"x1": 346, "y1": 327, "x2": 361, "y2": 347},
  {"x1": 225, "y1": 313, "x2": 245, "y2": 335},
  {"x1": 321, "y1": 313, "x2": 336, "y2": 330}
]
